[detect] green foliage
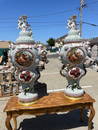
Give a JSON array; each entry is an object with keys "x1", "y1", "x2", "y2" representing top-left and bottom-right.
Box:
[
  {"x1": 47, "y1": 38, "x2": 55, "y2": 47},
  {"x1": 24, "y1": 87, "x2": 30, "y2": 95}
]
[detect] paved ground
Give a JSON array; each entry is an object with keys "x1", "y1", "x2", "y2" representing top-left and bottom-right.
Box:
[{"x1": 0, "y1": 55, "x2": 98, "y2": 130}]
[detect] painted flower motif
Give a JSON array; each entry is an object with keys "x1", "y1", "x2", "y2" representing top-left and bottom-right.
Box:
[
  {"x1": 69, "y1": 67, "x2": 81, "y2": 79},
  {"x1": 19, "y1": 71, "x2": 34, "y2": 83}
]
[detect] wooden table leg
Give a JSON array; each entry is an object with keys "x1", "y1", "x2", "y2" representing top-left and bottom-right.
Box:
[
  {"x1": 88, "y1": 104, "x2": 95, "y2": 130},
  {"x1": 5, "y1": 112, "x2": 12, "y2": 130},
  {"x1": 13, "y1": 116, "x2": 17, "y2": 130}
]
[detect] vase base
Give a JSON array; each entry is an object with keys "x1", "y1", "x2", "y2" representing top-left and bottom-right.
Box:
[
  {"x1": 18, "y1": 92, "x2": 38, "y2": 104},
  {"x1": 64, "y1": 87, "x2": 85, "y2": 98}
]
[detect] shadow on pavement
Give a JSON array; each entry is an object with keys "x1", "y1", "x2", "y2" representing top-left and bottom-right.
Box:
[{"x1": 18, "y1": 109, "x2": 88, "y2": 130}]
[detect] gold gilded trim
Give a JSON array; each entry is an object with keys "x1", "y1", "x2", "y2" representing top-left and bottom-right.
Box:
[
  {"x1": 18, "y1": 101, "x2": 36, "y2": 106},
  {"x1": 64, "y1": 94, "x2": 83, "y2": 100}
]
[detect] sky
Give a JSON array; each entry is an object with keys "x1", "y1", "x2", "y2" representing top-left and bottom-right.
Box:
[{"x1": 0, "y1": 0, "x2": 98, "y2": 44}]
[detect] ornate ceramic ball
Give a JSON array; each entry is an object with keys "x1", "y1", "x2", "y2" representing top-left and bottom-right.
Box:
[
  {"x1": 67, "y1": 47, "x2": 85, "y2": 64},
  {"x1": 15, "y1": 49, "x2": 34, "y2": 67}
]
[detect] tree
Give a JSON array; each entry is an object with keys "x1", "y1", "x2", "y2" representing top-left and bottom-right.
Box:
[{"x1": 47, "y1": 38, "x2": 55, "y2": 48}]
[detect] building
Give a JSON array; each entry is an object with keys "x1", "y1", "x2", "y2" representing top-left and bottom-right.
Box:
[
  {"x1": 55, "y1": 35, "x2": 67, "y2": 48},
  {"x1": 55, "y1": 34, "x2": 88, "y2": 47}
]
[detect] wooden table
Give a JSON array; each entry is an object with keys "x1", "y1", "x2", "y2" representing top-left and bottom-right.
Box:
[{"x1": 4, "y1": 92, "x2": 95, "y2": 130}]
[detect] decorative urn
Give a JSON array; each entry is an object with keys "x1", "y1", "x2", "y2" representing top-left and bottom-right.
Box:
[
  {"x1": 9, "y1": 16, "x2": 47, "y2": 103},
  {"x1": 59, "y1": 16, "x2": 95, "y2": 98}
]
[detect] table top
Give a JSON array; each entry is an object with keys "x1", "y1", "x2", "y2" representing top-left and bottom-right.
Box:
[{"x1": 4, "y1": 92, "x2": 95, "y2": 112}]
